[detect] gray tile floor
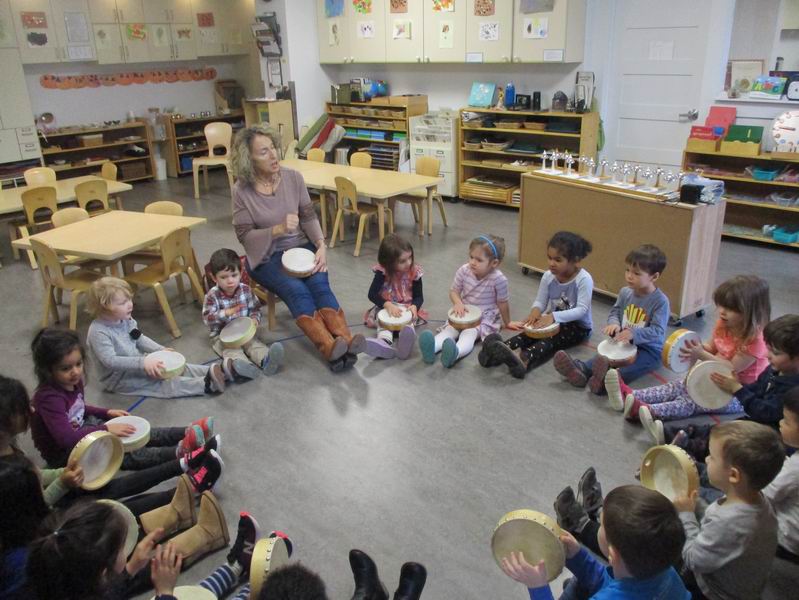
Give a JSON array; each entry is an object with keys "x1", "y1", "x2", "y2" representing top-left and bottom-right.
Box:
[{"x1": 4, "y1": 172, "x2": 799, "y2": 599}]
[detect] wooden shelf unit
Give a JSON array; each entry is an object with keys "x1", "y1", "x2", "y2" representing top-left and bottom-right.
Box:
[
  {"x1": 162, "y1": 110, "x2": 245, "y2": 178},
  {"x1": 325, "y1": 96, "x2": 428, "y2": 171},
  {"x1": 37, "y1": 121, "x2": 155, "y2": 184},
  {"x1": 458, "y1": 108, "x2": 599, "y2": 208},
  {"x1": 682, "y1": 149, "x2": 799, "y2": 249}
]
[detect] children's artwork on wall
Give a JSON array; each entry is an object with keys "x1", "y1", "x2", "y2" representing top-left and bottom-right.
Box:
[
  {"x1": 126, "y1": 23, "x2": 147, "y2": 41},
  {"x1": 474, "y1": 0, "x2": 495, "y2": 16},
  {"x1": 353, "y1": 0, "x2": 372, "y2": 14},
  {"x1": 94, "y1": 26, "x2": 111, "y2": 49},
  {"x1": 520, "y1": 0, "x2": 554, "y2": 13},
  {"x1": 390, "y1": 0, "x2": 408, "y2": 13},
  {"x1": 328, "y1": 19, "x2": 341, "y2": 46},
  {"x1": 433, "y1": 0, "x2": 455, "y2": 12},
  {"x1": 175, "y1": 27, "x2": 192, "y2": 40},
  {"x1": 439, "y1": 20, "x2": 453, "y2": 48},
  {"x1": 39, "y1": 68, "x2": 217, "y2": 90},
  {"x1": 26, "y1": 32, "x2": 48, "y2": 47},
  {"x1": 357, "y1": 20, "x2": 375, "y2": 38},
  {"x1": 199, "y1": 27, "x2": 217, "y2": 44},
  {"x1": 523, "y1": 16, "x2": 548, "y2": 39},
  {"x1": 20, "y1": 11, "x2": 47, "y2": 28},
  {"x1": 197, "y1": 12, "x2": 215, "y2": 27},
  {"x1": 392, "y1": 19, "x2": 411, "y2": 39},
  {"x1": 153, "y1": 25, "x2": 169, "y2": 47},
  {"x1": 325, "y1": 0, "x2": 344, "y2": 18},
  {"x1": 478, "y1": 21, "x2": 499, "y2": 41}
]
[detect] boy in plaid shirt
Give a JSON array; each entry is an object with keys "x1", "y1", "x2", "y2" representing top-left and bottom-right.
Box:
[{"x1": 202, "y1": 248, "x2": 284, "y2": 377}]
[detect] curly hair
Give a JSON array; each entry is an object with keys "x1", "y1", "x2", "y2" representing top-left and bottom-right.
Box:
[
  {"x1": 86, "y1": 276, "x2": 133, "y2": 317},
  {"x1": 258, "y1": 563, "x2": 329, "y2": 600},
  {"x1": 230, "y1": 124, "x2": 283, "y2": 186}
]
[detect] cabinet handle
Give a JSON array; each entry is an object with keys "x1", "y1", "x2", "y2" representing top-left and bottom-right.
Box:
[
  {"x1": 120, "y1": 45, "x2": 124, "y2": 61},
  {"x1": 502, "y1": 56, "x2": 508, "y2": 62},
  {"x1": 425, "y1": 57, "x2": 430, "y2": 63},
  {"x1": 416, "y1": 56, "x2": 420, "y2": 62}
]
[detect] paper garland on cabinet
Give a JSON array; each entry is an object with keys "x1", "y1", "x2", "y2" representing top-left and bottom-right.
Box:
[
  {"x1": 393, "y1": 19, "x2": 411, "y2": 39},
  {"x1": 474, "y1": 0, "x2": 495, "y2": 16},
  {"x1": 325, "y1": 0, "x2": 344, "y2": 18},
  {"x1": 39, "y1": 68, "x2": 217, "y2": 89},
  {"x1": 353, "y1": 0, "x2": 372, "y2": 14},
  {"x1": 478, "y1": 22, "x2": 499, "y2": 41},
  {"x1": 390, "y1": 0, "x2": 408, "y2": 13},
  {"x1": 433, "y1": 0, "x2": 454, "y2": 12}
]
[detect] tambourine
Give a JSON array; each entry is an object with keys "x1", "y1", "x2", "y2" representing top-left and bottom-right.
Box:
[
  {"x1": 491, "y1": 510, "x2": 565, "y2": 581},
  {"x1": 69, "y1": 431, "x2": 124, "y2": 490},
  {"x1": 377, "y1": 307, "x2": 413, "y2": 331},
  {"x1": 149, "y1": 586, "x2": 216, "y2": 600},
  {"x1": 640, "y1": 445, "x2": 700, "y2": 501},
  {"x1": 447, "y1": 304, "x2": 483, "y2": 331},
  {"x1": 524, "y1": 321, "x2": 560, "y2": 339},
  {"x1": 250, "y1": 536, "x2": 291, "y2": 598},
  {"x1": 662, "y1": 329, "x2": 702, "y2": 373},
  {"x1": 219, "y1": 316, "x2": 257, "y2": 349},
  {"x1": 597, "y1": 339, "x2": 638, "y2": 368},
  {"x1": 98, "y1": 499, "x2": 139, "y2": 557},
  {"x1": 148, "y1": 350, "x2": 186, "y2": 379},
  {"x1": 106, "y1": 415, "x2": 150, "y2": 452},
  {"x1": 686, "y1": 360, "x2": 733, "y2": 410},
  {"x1": 282, "y1": 247, "x2": 316, "y2": 278}
]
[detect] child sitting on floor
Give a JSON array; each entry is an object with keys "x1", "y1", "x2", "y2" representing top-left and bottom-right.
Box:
[
  {"x1": 502, "y1": 485, "x2": 689, "y2": 599},
  {"x1": 674, "y1": 420, "x2": 783, "y2": 600},
  {"x1": 86, "y1": 277, "x2": 231, "y2": 398},
  {"x1": 479, "y1": 231, "x2": 593, "y2": 379},
  {"x1": 554, "y1": 244, "x2": 669, "y2": 395},
  {"x1": 202, "y1": 248, "x2": 285, "y2": 377}
]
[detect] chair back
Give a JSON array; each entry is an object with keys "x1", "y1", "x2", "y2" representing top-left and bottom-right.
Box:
[
  {"x1": 21, "y1": 186, "x2": 58, "y2": 225},
  {"x1": 415, "y1": 156, "x2": 441, "y2": 178},
  {"x1": 30, "y1": 238, "x2": 65, "y2": 287},
  {"x1": 158, "y1": 228, "x2": 194, "y2": 277},
  {"x1": 144, "y1": 200, "x2": 183, "y2": 216},
  {"x1": 101, "y1": 161, "x2": 118, "y2": 181},
  {"x1": 204, "y1": 122, "x2": 233, "y2": 158},
  {"x1": 52, "y1": 207, "x2": 89, "y2": 228},
  {"x1": 335, "y1": 176, "x2": 360, "y2": 214},
  {"x1": 307, "y1": 148, "x2": 325, "y2": 163},
  {"x1": 350, "y1": 152, "x2": 372, "y2": 168},
  {"x1": 75, "y1": 179, "x2": 110, "y2": 214},
  {"x1": 24, "y1": 167, "x2": 56, "y2": 186},
  {"x1": 284, "y1": 139, "x2": 299, "y2": 160}
]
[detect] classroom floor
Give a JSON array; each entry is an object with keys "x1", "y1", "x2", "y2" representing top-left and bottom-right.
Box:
[{"x1": 4, "y1": 171, "x2": 798, "y2": 599}]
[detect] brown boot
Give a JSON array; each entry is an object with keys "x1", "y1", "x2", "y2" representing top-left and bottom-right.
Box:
[
  {"x1": 296, "y1": 312, "x2": 348, "y2": 362},
  {"x1": 319, "y1": 307, "x2": 366, "y2": 354},
  {"x1": 139, "y1": 474, "x2": 196, "y2": 536},
  {"x1": 170, "y1": 491, "x2": 230, "y2": 568}
]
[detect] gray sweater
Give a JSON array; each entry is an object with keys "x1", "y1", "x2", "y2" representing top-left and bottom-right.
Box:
[
  {"x1": 607, "y1": 286, "x2": 670, "y2": 351},
  {"x1": 763, "y1": 453, "x2": 799, "y2": 554},
  {"x1": 532, "y1": 269, "x2": 593, "y2": 331},
  {"x1": 680, "y1": 494, "x2": 777, "y2": 600},
  {"x1": 86, "y1": 317, "x2": 164, "y2": 390}
]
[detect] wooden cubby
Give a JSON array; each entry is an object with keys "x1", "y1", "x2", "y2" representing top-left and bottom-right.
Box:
[{"x1": 162, "y1": 110, "x2": 245, "y2": 178}]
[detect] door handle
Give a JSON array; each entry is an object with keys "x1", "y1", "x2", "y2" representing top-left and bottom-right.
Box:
[{"x1": 678, "y1": 109, "x2": 699, "y2": 121}]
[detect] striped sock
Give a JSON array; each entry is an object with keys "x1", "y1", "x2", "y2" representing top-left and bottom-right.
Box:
[
  {"x1": 232, "y1": 584, "x2": 251, "y2": 600},
  {"x1": 200, "y1": 564, "x2": 237, "y2": 597}
]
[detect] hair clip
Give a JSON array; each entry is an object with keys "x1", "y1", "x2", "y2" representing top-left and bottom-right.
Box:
[{"x1": 129, "y1": 328, "x2": 142, "y2": 340}]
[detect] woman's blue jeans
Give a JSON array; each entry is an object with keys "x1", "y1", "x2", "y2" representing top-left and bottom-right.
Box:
[{"x1": 247, "y1": 243, "x2": 340, "y2": 319}]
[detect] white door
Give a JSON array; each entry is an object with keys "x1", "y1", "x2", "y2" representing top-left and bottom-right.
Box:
[
  {"x1": 385, "y1": 0, "x2": 423, "y2": 63},
  {"x1": 11, "y1": 0, "x2": 60, "y2": 63},
  {"x1": 93, "y1": 22, "x2": 123, "y2": 62},
  {"x1": 193, "y1": 0, "x2": 223, "y2": 56},
  {"x1": 115, "y1": 0, "x2": 144, "y2": 23},
  {"x1": 147, "y1": 22, "x2": 171, "y2": 60},
  {"x1": 603, "y1": 0, "x2": 734, "y2": 167},
  {"x1": 121, "y1": 21, "x2": 149, "y2": 62},
  {"x1": 466, "y1": 0, "x2": 512, "y2": 63},
  {"x1": 141, "y1": 0, "x2": 169, "y2": 23},
  {"x1": 87, "y1": 0, "x2": 118, "y2": 23}
]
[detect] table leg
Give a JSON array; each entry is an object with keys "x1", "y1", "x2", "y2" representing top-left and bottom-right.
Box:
[
  {"x1": 319, "y1": 191, "x2": 328, "y2": 238},
  {"x1": 427, "y1": 187, "x2": 434, "y2": 236},
  {"x1": 377, "y1": 198, "x2": 385, "y2": 242}
]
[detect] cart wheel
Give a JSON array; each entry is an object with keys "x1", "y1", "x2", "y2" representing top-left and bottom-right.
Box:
[
  {"x1": 695, "y1": 309, "x2": 705, "y2": 318},
  {"x1": 522, "y1": 267, "x2": 530, "y2": 275}
]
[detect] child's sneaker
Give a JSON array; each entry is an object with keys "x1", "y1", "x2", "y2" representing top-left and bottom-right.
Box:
[
  {"x1": 178, "y1": 424, "x2": 205, "y2": 455},
  {"x1": 605, "y1": 369, "x2": 625, "y2": 411},
  {"x1": 188, "y1": 449, "x2": 223, "y2": 493},
  {"x1": 191, "y1": 417, "x2": 215, "y2": 441},
  {"x1": 553, "y1": 486, "x2": 589, "y2": 533},
  {"x1": 227, "y1": 512, "x2": 261, "y2": 574},
  {"x1": 185, "y1": 434, "x2": 222, "y2": 470},
  {"x1": 366, "y1": 337, "x2": 396, "y2": 359},
  {"x1": 623, "y1": 394, "x2": 648, "y2": 422},
  {"x1": 225, "y1": 356, "x2": 261, "y2": 380},
  {"x1": 418, "y1": 330, "x2": 436, "y2": 364},
  {"x1": 577, "y1": 467, "x2": 603, "y2": 518},
  {"x1": 477, "y1": 333, "x2": 504, "y2": 368},
  {"x1": 268, "y1": 530, "x2": 293, "y2": 557},
  {"x1": 493, "y1": 343, "x2": 527, "y2": 379},
  {"x1": 395, "y1": 325, "x2": 416, "y2": 360},
  {"x1": 204, "y1": 363, "x2": 225, "y2": 394},
  {"x1": 553, "y1": 351, "x2": 589, "y2": 387},
  {"x1": 441, "y1": 338, "x2": 459, "y2": 368},
  {"x1": 261, "y1": 342, "x2": 284, "y2": 376},
  {"x1": 639, "y1": 406, "x2": 665, "y2": 445},
  {"x1": 587, "y1": 356, "x2": 610, "y2": 395}
]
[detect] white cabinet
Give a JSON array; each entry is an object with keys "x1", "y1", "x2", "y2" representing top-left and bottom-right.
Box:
[
  {"x1": 10, "y1": 0, "x2": 60, "y2": 63},
  {"x1": 0, "y1": 0, "x2": 17, "y2": 48},
  {"x1": 142, "y1": 0, "x2": 191, "y2": 24},
  {"x1": 51, "y1": 0, "x2": 96, "y2": 61},
  {"x1": 409, "y1": 111, "x2": 457, "y2": 197},
  {"x1": 121, "y1": 22, "x2": 148, "y2": 62},
  {"x1": 88, "y1": 0, "x2": 143, "y2": 23},
  {"x1": 92, "y1": 22, "x2": 122, "y2": 62},
  {"x1": 385, "y1": 0, "x2": 423, "y2": 63},
  {"x1": 316, "y1": 0, "x2": 350, "y2": 64},
  {"x1": 348, "y1": 0, "x2": 385, "y2": 63},
  {"x1": 147, "y1": 22, "x2": 196, "y2": 61},
  {"x1": 113, "y1": 0, "x2": 143, "y2": 23},
  {"x1": 0, "y1": 129, "x2": 21, "y2": 163},
  {"x1": 0, "y1": 48, "x2": 40, "y2": 166},
  {"x1": 511, "y1": 0, "x2": 585, "y2": 63},
  {"x1": 192, "y1": 0, "x2": 247, "y2": 57},
  {"x1": 422, "y1": 0, "x2": 466, "y2": 62},
  {"x1": 466, "y1": 0, "x2": 513, "y2": 63}
]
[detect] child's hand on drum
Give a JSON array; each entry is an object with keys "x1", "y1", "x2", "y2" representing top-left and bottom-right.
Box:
[
  {"x1": 679, "y1": 338, "x2": 703, "y2": 361},
  {"x1": 603, "y1": 323, "x2": 620, "y2": 337},
  {"x1": 559, "y1": 532, "x2": 581, "y2": 559},
  {"x1": 710, "y1": 370, "x2": 742, "y2": 394},
  {"x1": 672, "y1": 490, "x2": 698, "y2": 513},
  {"x1": 60, "y1": 459, "x2": 84, "y2": 489},
  {"x1": 107, "y1": 409, "x2": 130, "y2": 418},
  {"x1": 500, "y1": 551, "x2": 549, "y2": 589},
  {"x1": 452, "y1": 302, "x2": 467, "y2": 317},
  {"x1": 226, "y1": 304, "x2": 246, "y2": 317},
  {"x1": 107, "y1": 422, "x2": 136, "y2": 437},
  {"x1": 143, "y1": 355, "x2": 166, "y2": 379},
  {"x1": 506, "y1": 320, "x2": 525, "y2": 331},
  {"x1": 150, "y1": 542, "x2": 183, "y2": 596},
  {"x1": 615, "y1": 328, "x2": 634, "y2": 343},
  {"x1": 534, "y1": 313, "x2": 555, "y2": 328},
  {"x1": 384, "y1": 302, "x2": 404, "y2": 318}
]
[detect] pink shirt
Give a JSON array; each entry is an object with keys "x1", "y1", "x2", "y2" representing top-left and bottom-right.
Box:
[
  {"x1": 451, "y1": 263, "x2": 509, "y2": 336},
  {"x1": 712, "y1": 322, "x2": 768, "y2": 385}
]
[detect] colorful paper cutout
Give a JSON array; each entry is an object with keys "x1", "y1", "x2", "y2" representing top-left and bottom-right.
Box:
[
  {"x1": 21, "y1": 11, "x2": 47, "y2": 29},
  {"x1": 432, "y1": 0, "x2": 454, "y2": 12},
  {"x1": 474, "y1": 0, "x2": 495, "y2": 16},
  {"x1": 390, "y1": 0, "x2": 408, "y2": 13},
  {"x1": 325, "y1": 0, "x2": 344, "y2": 18},
  {"x1": 353, "y1": 0, "x2": 372, "y2": 14},
  {"x1": 39, "y1": 68, "x2": 217, "y2": 90}
]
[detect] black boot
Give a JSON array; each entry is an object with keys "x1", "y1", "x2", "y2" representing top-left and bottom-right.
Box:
[
  {"x1": 350, "y1": 549, "x2": 388, "y2": 600},
  {"x1": 477, "y1": 333, "x2": 504, "y2": 367},
  {"x1": 493, "y1": 343, "x2": 527, "y2": 379},
  {"x1": 393, "y1": 562, "x2": 427, "y2": 600}
]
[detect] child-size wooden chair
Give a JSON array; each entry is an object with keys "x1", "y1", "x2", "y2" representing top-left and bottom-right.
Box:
[
  {"x1": 307, "y1": 148, "x2": 325, "y2": 162},
  {"x1": 30, "y1": 237, "x2": 102, "y2": 330},
  {"x1": 192, "y1": 122, "x2": 234, "y2": 199},
  {"x1": 12, "y1": 186, "x2": 58, "y2": 268},
  {"x1": 350, "y1": 152, "x2": 372, "y2": 168},
  {"x1": 50, "y1": 207, "x2": 116, "y2": 294},
  {"x1": 389, "y1": 156, "x2": 448, "y2": 236},
  {"x1": 23, "y1": 167, "x2": 56, "y2": 186},
  {"x1": 75, "y1": 179, "x2": 111, "y2": 216},
  {"x1": 284, "y1": 139, "x2": 299, "y2": 159},
  {"x1": 305, "y1": 148, "x2": 330, "y2": 237},
  {"x1": 329, "y1": 176, "x2": 393, "y2": 257},
  {"x1": 122, "y1": 200, "x2": 185, "y2": 274},
  {"x1": 98, "y1": 162, "x2": 124, "y2": 210},
  {"x1": 252, "y1": 284, "x2": 283, "y2": 331}
]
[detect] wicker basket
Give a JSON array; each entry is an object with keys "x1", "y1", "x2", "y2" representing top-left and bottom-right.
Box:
[
  {"x1": 349, "y1": 107, "x2": 365, "y2": 115},
  {"x1": 462, "y1": 120, "x2": 485, "y2": 129},
  {"x1": 523, "y1": 122, "x2": 547, "y2": 130},
  {"x1": 481, "y1": 140, "x2": 512, "y2": 150},
  {"x1": 463, "y1": 141, "x2": 482, "y2": 150},
  {"x1": 497, "y1": 121, "x2": 523, "y2": 129}
]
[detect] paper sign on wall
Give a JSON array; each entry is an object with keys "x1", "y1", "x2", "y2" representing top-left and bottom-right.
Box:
[
  {"x1": 21, "y1": 11, "x2": 47, "y2": 28},
  {"x1": 393, "y1": 19, "x2": 411, "y2": 39},
  {"x1": 433, "y1": 0, "x2": 454, "y2": 12},
  {"x1": 439, "y1": 20, "x2": 454, "y2": 48},
  {"x1": 520, "y1": 0, "x2": 554, "y2": 13},
  {"x1": 126, "y1": 23, "x2": 147, "y2": 41},
  {"x1": 542, "y1": 49, "x2": 563, "y2": 62},
  {"x1": 390, "y1": 0, "x2": 407, "y2": 13},
  {"x1": 153, "y1": 25, "x2": 169, "y2": 47},
  {"x1": 199, "y1": 27, "x2": 217, "y2": 44},
  {"x1": 67, "y1": 45, "x2": 93, "y2": 60},
  {"x1": 523, "y1": 16, "x2": 547, "y2": 39},
  {"x1": 478, "y1": 22, "x2": 499, "y2": 41},
  {"x1": 328, "y1": 19, "x2": 341, "y2": 46},
  {"x1": 64, "y1": 12, "x2": 89, "y2": 43},
  {"x1": 358, "y1": 20, "x2": 375, "y2": 38},
  {"x1": 197, "y1": 12, "x2": 214, "y2": 27},
  {"x1": 474, "y1": 0, "x2": 495, "y2": 16}
]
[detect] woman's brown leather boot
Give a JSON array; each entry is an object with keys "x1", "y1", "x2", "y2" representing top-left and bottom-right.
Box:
[
  {"x1": 296, "y1": 312, "x2": 348, "y2": 362},
  {"x1": 319, "y1": 307, "x2": 366, "y2": 354}
]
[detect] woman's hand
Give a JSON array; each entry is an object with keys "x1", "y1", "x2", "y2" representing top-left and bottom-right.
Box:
[
  {"x1": 150, "y1": 542, "x2": 183, "y2": 597},
  {"x1": 143, "y1": 355, "x2": 165, "y2": 379},
  {"x1": 60, "y1": 459, "x2": 84, "y2": 489},
  {"x1": 107, "y1": 423, "x2": 135, "y2": 437},
  {"x1": 384, "y1": 302, "x2": 403, "y2": 318},
  {"x1": 106, "y1": 409, "x2": 129, "y2": 418},
  {"x1": 500, "y1": 552, "x2": 549, "y2": 589},
  {"x1": 271, "y1": 213, "x2": 299, "y2": 237},
  {"x1": 313, "y1": 244, "x2": 328, "y2": 273}
]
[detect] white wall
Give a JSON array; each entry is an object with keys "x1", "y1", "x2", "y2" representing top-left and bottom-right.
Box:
[{"x1": 729, "y1": 0, "x2": 780, "y2": 64}]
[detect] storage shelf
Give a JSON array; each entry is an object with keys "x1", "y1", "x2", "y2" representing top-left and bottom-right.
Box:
[
  {"x1": 341, "y1": 123, "x2": 406, "y2": 132},
  {"x1": 38, "y1": 122, "x2": 148, "y2": 138},
  {"x1": 176, "y1": 134, "x2": 205, "y2": 140},
  {"x1": 462, "y1": 108, "x2": 586, "y2": 118},
  {"x1": 693, "y1": 172, "x2": 799, "y2": 189},
  {"x1": 463, "y1": 126, "x2": 581, "y2": 138},
  {"x1": 43, "y1": 138, "x2": 146, "y2": 155},
  {"x1": 726, "y1": 198, "x2": 799, "y2": 212},
  {"x1": 343, "y1": 136, "x2": 402, "y2": 144},
  {"x1": 461, "y1": 146, "x2": 543, "y2": 158},
  {"x1": 178, "y1": 147, "x2": 209, "y2": 155},
  {"x1": 462, "y1": 159, "x2": 535, "y2": 172},
  {"x1": 121, "y1": 175, "x2": 153, "y2": 183},
  {"x1": 328, "y1": 111, "x2": 404, "y2": 120},
  {"x1": 51, "y1": 156, "x2": 149, "y2": 173},
  {"x1": 685, "y1": 149, "x2": 799, "y2": 163},
  {"x1": 722, "y1": 230, "x2": 799, "y2": 248}
]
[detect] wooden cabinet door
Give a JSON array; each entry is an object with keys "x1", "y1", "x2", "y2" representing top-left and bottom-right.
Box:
[
  {"x1": 11, "y1": 0, "x2": 60, "y2": 63},
  {"x1": 385, "y1": 0, "x2": 423, "y2": 63},
  {"x1": 349, "y1": 0, "x2": 385, "y2": 63},
  {"x1": 141, "y1": 0, "x2": 169, "y2": 24},
  {"x1": 0, "y1": 48, "x2": 34, "y2": 128},
  {"x1": 92, "y1": 22, "x2": 123, "y2": 62},
  {"x1": 171, "y1": 22, "x2": 195, "y2": 59},
  {"x1": 170, "y1": 0, "x2": 192, "y2": 24},
  {"x1": 51, "y1": 0, "x2": 96, "y2": 61},
  {"x1": 316, "y1": 0, "x2": 349, "y2": 64},
  {"x1": 120, "y1": 21, "x2": 148, "y2": 62},
  {"x1": 466, "y1": 0, "x2": 512, "y2": 63},
  {"x1": 87, "y1": 0, "x2": 118, "y2": 23},
  {"x1": 147, "y1": 22, "x2": 171, "y2": 60},
  {"x1": 512, "y1": 0, "x2": 574, "y2": 63},
  {"x1": 193, "y1": 0, "x2": 223, "y2": 56},
  {"x1": 0, "y1": 0, "x2": 17, "y2": 48},
  {"x1": 114, "y1": 0, "x2": 144, "y2": 23},
  {"x1": 422, "y1": 0, "x2": 466, "y2": 62}
]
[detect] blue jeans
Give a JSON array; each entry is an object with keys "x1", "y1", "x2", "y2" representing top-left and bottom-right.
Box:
[
  {"x1": 586, "y1": 343, "x2": 661, "y2": 383},
  {"x1": 247, "y1": 243, "x2": 339, "y2": 319}
]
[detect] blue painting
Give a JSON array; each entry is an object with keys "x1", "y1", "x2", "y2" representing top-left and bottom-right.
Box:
[{"x1": 325, "y1": 0, "x2": 344, "y2": 18}]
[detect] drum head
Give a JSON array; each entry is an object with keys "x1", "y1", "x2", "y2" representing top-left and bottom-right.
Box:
[
  {"x1": 98, "y1": 500, "x2": 139, "y2": 557},
  {"x1": 70, "y1": 431, "x2": 123, "y2": 490},
  {"x1": 640, "y1": 445, "x2": 699, "y2": 501},
  {"x1": 220, "y1": 316, "x2": 257, "y2": 348},
  {"x1": 491, "y1": 510, "x2": 565, "y2": 581},
  {"x1": 448, "y1": 304, "x2": 483, "y2": 330},
  {"x1": 149, "y1": 586, "x2": 216, "y2": 600},
  {"x1": 106, "y1": 415, "x2": 151, "y2": 453},
  {"x1": 662, "y1": 329, "x2": 702, "y2": 373},
  {"x1": 686, "y1": 361, "x2": 733, "y2": 410},
  {"x1": 282, "y1": 248, "x2": 316, "y2": 277},
  {"x1": 524, "y1": 322, "x2": 560, "y2": 339},
  {"x1": 377, "y1": 308, "x2": 413, "y2": 331},
  {"x1": 148, "y1": 350, "x2": 186, "y2": 378},
  {"x1": 250, "y1": 537, "x2": 290, "y2": 598},
  {"x1": 597, "y1": 339, "x2": 637, "y2": 364}
]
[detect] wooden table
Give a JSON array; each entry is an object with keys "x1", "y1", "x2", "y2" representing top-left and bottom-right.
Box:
[
  {"x1": 0, "y1": 175, "x2": 133, "y2": 215},
  {"x1": 280, "y1": 159, "x2": 442, "y2": 240}
]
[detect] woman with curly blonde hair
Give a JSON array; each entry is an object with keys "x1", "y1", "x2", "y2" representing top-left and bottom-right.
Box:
[{"x1": 230, "y1": 125, "x2": 364, "y2": 372}]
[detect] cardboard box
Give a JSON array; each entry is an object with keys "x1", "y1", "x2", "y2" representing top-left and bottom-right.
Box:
[
  {"x1": 686, "y1": 138, "x2": 721, "y2": 153},
  {"x1": 79, "y1": 134, "x2": 104, "y2": 147}
]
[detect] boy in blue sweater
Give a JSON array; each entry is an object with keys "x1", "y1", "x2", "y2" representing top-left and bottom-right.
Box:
[{"x1": 501, "y1": 485, "x2": 688, "y2": 600}]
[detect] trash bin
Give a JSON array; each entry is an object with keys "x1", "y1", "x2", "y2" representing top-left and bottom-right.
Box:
[{"x1": 154, "y1": 157, "x2": 167, "y2": 180}]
